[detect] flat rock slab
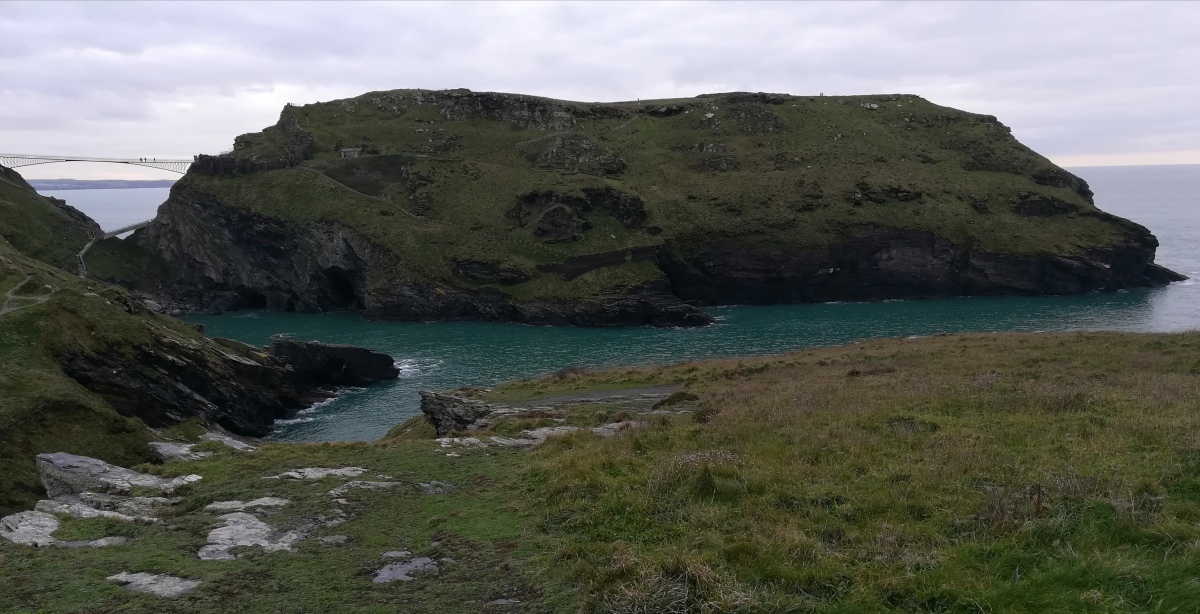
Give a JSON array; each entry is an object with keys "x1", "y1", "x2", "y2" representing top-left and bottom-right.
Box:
[
  {"x1": 150, "y1": 442, "x2": 213, "y2": 462},
  {"x1": 107, "y1": 572, "x2": 201, "y2": 598},
  {"x1": 327, "y1": 481, "x2": 400, "y2": 497},
  {"x1": 200, "y1": 432, "x2": 257, "y2": 452},
  {"x1": 37, "y1": 452, "x2": 201, "y2": 498},
  {"x1": 419, "y1": 481, "x2": 454, "y2": 495},
  {"x1": 1, "y1": 511, "x2": 128, "y2": 548},
  {"x1": 0, "y1": 510, "x2": 59, "y2": 546},
  {"x1": 198, "y1": 512, "x2": 304, "y2": 560},
  {"x1": 373, "y1": 556, "x2": 439, "y2": 583},
  {"x1": 75, "y1": 492, "x2": 181, "y2": 517},
  {"x1": 204, "y1": 497, "x2": 291, "y2": 512},
  {"x1": 513, "y1": 385, "x2": 680, "y2": 407},
  {"x1": 266, "y1": 467, "x2": 368, "y2": 480},
  {"x1": 436, "y1": 421, "x2": 640, "y2": 449},
  {"x1": 34, "y1": 499, "x2": 148, "y2": 523}
]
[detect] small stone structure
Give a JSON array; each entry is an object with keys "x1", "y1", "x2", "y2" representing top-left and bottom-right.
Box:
[{"x1": 339, "y1": 148, "x2": 362, "y2": 158}]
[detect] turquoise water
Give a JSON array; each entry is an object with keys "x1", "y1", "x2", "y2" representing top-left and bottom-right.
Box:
[{"x1": 58, "y1": 166, "x2": 1200, "y2": 443}]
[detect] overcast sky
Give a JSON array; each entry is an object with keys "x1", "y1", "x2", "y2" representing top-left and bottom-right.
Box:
[{"x1": 3, "y1": 1, "x2": 1199, "y2": 180}]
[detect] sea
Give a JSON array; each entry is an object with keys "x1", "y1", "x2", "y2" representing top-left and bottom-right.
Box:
[{"x1": 39, "y1": 165, "x2": 1200, "y2": 442}]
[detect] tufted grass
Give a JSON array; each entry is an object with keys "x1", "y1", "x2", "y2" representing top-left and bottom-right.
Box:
[
  {"x1": 520, "y1": 331, "x2": 1200, "y2": 612},
  {"x1": 4, "y1": 331, "x2": 1200, "y2": 612}
]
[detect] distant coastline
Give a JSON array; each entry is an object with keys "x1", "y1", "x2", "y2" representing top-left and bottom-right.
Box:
[{"x1": 29, "y1": 179, "x2": 176, "y2": 190}]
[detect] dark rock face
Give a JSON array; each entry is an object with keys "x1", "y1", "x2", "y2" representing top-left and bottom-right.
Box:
[
  {"x1": 453, "y1": 260, "x2": 531, "y2": 285},
  {"x1": 534, "y1": 205, "x2": 590, "y2": 243},
  {"x1": 533, "y1": 134, "x2": 625, "y2": 175},
  {"x1": 58, "y1": 334, "x2": 398, "y2": 438},
  {"x1": 134, "y1": 189, "x2": 371, "y2": 314},
  {"x1": 580, "y1": 187, "x2": 646, "y2": 228},
  {"x1": 660, "y1": 225, "x2": 1185, "y2": 306},
  {"x1": 269, "y1": 340, "x2": 399, "y2": 387},
  {"x1": 367, "y1": 278, "x2": 712, "y2": 328},
  {"x1": 419, "y1": 391, "x2": 504, "y2": 437},
  {"x1": 58, "y1": 341, "x2": 312, "y2": 437}
]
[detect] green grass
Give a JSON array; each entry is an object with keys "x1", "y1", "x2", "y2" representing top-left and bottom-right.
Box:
[
  {"x1": 517, "y1": 332, "x2": 1200, "y2": 612},
  {"x1": 0, "y1": 239, "x2": 276, "y2": 515},
  {"x1": 4, "y1": 331, "x2": 1200, "y2": 612},
  {"x1": 167, "y1": 89, "x2": 1125, "y2": 307},
  {"x1": 0, "y1": 169, "x2": 94, "y2": 271}
]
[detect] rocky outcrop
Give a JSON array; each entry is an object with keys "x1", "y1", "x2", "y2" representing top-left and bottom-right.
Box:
[
  {"x1": 58, "y1": 331, "x2": 399, "y2": 438},
  {"x1": 659, "y1": 226, "x2": 1184, "y2": 305},
  {"x1": 36, "y1": 452, "x2": 201, "y2": 498},
  {"x1": 133, "y1": 189, "x2": 372, "y2": 314},
  {"x1": 198, "y1": 512, "x2": 306, "y2": 560},
  {"x1": 107, "y1": 572, "x2": 201, "y2": 598},
  {"x1": 420, "y1": 391, "x2": 521, "y2": 437},
  {"x1": 268, "y1": 339, "x2": 399, "y2": 387}
]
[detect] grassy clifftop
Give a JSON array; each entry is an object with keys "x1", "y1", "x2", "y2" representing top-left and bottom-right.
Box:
[
  {"x1": 0, "y1": 165, "x2": 98, "y2": 272},
  {"x1": 5, "y1": 331, "x2": 1199, "y2": 612},
  {"x1": 134, "y1": 90, "x2": 1176, "y2": 323}
]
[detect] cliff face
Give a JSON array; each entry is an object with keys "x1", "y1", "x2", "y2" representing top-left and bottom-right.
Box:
[{"x1": 132, "y1": 89, "x2": 1183, "y2": 325}]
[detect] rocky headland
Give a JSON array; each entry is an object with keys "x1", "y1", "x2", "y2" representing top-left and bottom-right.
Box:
[{"x1": 114, "y1": 89, "x2": 1182, "y2": 326}]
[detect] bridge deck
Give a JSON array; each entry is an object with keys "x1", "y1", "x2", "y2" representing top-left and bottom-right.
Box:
[{"x1": 0, "y1": 153, "x2": 192, "y2": 174}]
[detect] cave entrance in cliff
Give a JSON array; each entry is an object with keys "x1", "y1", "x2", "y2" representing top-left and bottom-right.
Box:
[
  {"x1": 326, "y1": 268, "x2": 363, "y2": 310},
  {"x1": 238, "y1": 290, "x2": 268, "y2": 310}
]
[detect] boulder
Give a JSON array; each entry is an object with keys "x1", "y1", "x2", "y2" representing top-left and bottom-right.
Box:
[
  {"x1": 419, "y1": 391, "x2": 525, "y2": 437},
  {"x1": 36, "y1": 452, "x2": 201, "y2": 498},
  {"x1": 268, "y1": 340, "x2": 399, "y2": 387},
  {"x1": 107, "y1": 572, "x2": 201, "y2": 597},
  {"x1": 265, "y1": 467, "x2": 368, "y2": 480},
  {"x1": 0, "y1": 510, "x2": 59, "y2": 546},
  {"x1": 150, "y1": 442, "x2": 213, "y2": 462},
  {"x1": 198, "y1": 512, "x2": 305, "y2": 560},
  {"x1": 203, "y1": 497, "x2": 290, "y2": 512}
]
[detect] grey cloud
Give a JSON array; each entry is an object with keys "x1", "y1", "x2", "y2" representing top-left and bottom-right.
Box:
[{"x1": 3, "y1": 0, "x2": 1199, "y2": 179}]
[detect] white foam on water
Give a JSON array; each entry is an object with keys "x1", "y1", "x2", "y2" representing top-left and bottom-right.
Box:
[{"x1": 394, "y1": 358, "x2": 442, "y2": 378}]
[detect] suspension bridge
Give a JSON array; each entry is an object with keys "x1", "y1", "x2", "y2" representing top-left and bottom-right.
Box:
[{"x1": 0, "y1": 153, "x2": 193, "y2": 175}]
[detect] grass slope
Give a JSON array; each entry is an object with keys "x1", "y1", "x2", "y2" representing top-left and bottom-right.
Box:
[
  {"x1": 0, "y1": 166, "x2": 96, "y2": 272},
  {"x1": 175, "y1": 89, "x2": 1121, "y2": 304},
  {"x1": 6, "y1": 331, "x2": 1198, "y2": 613}
]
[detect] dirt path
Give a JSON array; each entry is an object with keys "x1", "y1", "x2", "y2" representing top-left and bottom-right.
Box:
[
  {"x1": 0, "y1": 273, "x2": 57, "y2": 317},
  {"x1": 514, "y1": 384, "x2": 680, "y2": 407}
]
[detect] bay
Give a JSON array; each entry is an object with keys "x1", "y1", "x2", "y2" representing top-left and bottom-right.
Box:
[{"x1": 62, "y1": 166, "x2": 1200, "y2": 443}]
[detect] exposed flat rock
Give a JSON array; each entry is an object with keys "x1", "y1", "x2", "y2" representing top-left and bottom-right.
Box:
[
  {"x1": 37, "y1": 452, "x2": 201, "y2": 498},
  {"x1": 0, "y1": 510, "x2": 59, "y2": 546},
  {"x1": 198, "y1": 512, "x2": 304, "y2": 560},
  {"x1": 419, "y1": 481, "x2": 454, "y2": 495},
  {"x1": 421, "y1": 387, "x2": 670, "y2": 437},
  {"x1": 373, "y1": 556, "x2": 439, "y2": 583},
  {"x1": 150, "y1": 442, "x2": 213, "y2": 461},
  {"x1": 327, "y1": 481, "x2": 400, "y2": 497},
  {"x1": 34, "y1": 499, "x2": 148, "y2": 523},
  {"x1": 317, "y1": 534, "x2": 348, "y2": 545},
  {"x1": 200, "y1": 432, "x2": 258, "y2": 452},
  {"x1": 266, "y1": 467, "x2": 368, "y2": 480},
  {"x1": 203, "y1": 497, "x2": 291, "y2": 512},
  {"x1": 107, "y1": 572, "x2": 201, "y2": 598},
  {"x1": 513, "y1": 385, "x2": 680, "y2": 407},
  {"x1": 436, "y1": 421, "x2": 641, "y2": 449},
  {"x1": 74, "y1": 492, "x2": 181, "y2": 517},
  {"x1": 0, "y1": 510, "x2": 128, "y2": 548}
]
